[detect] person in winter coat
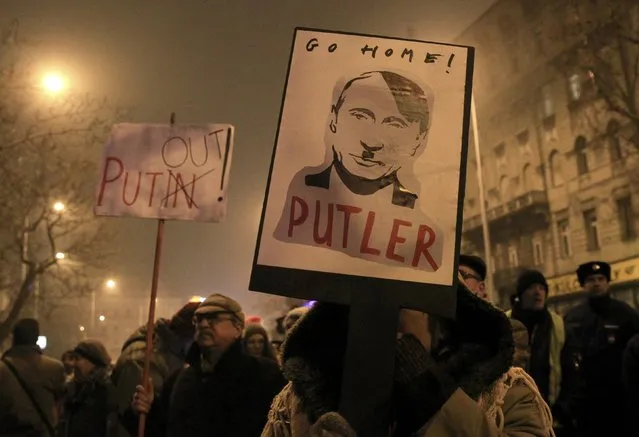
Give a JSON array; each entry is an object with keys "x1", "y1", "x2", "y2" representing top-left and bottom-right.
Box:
[
  {"x1": 112, "y1": 299, "x2": 199, "y2": 435},
  {"x1": 507, "y1": 270, "x2": 566, "y2": 408},
  {"x1": 622, "y1": 332, "x2": 639, "y2": 416},
  {"x1": 459, "y1": 254, "x2": 530, "y2": 369},
  {"x1": 262, "y1": 275, "x2": 555, "y2": 437},
  {"x1": 563, "y1": 261, "x2": 639, "y2": 437},
  {"x1": 0, "y1": 318, "x2": 66, "y2": 437},
  {"x1": 129, "y1": 294, "x2": 287, "y2": 437},
  {"x1": 244, "y1": 323, "x2": 280, "y2": 363},
  {"x1": 57, "y1": 340, "x2": 118, "y2": 437}
]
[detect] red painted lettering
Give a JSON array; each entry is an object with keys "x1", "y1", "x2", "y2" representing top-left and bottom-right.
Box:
[
  {"x1": 386, "y1": 219, "x2": 411, "y2": 263},
  {"x1": 412, "y1": 225, "x2": 438, "y2": 270},
  {"x1": 336, "y1": 204, "x2": 362, "y2": 248},
  {"x1": 163, "y1": 170, "x2": 173, "y2": 207},
  {"x1": 96, "y1": 157, "x2": 124, "y2": 206},
  {"x1": 170, "y1": 173, "x2": 198, "y2": 209},
  {"x1": 146, "y1": 172, "x2": 163, "y2": 206},
  {"x1": 313, "y1": 201, "x2": 333, "y2": 246},
  {"x1": 360, "y1": 212, "x2": 380, "y2": 255},
  {"x1": 288, "y1": 196, "x2": 308, "y2": 237},
  {"x1": 122, "y1": 172, "x2": 142, "y2": 206}
]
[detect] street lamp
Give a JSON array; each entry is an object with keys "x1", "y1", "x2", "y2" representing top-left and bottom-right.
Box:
[
  {"x1": 52, "y1": 201, "x2": 65, "y2": 212},
  {"x1": 98, "y1": 315, "x2": 105, "y2": 322},
  {"x1": 42, "y1": 73, "x2": 65, "y2": 94},
  {"x1": 105, "y1": 279, "x2": 116, "y2": 289},
  {"x1": 55, "y1": 252, "x2": 65, "y2": 260}
]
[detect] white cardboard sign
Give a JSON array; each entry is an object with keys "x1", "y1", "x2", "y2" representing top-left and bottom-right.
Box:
[{"x1": 94, "y1": 123, "x2": 234, "y2": 222}]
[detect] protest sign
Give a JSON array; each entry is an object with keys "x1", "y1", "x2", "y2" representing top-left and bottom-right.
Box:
[
  {"x1": 93, "y1": 117, "x2": 235, "y2": 437},
  {"x1": 250, "y1": 28, "x2": 473, "y2": 317},
  {"x1": 250, "y1": 28, "x2": 474, "y2": 436},
  {"x1": 94, "y1": 123, "x2": 234, "y2": 222}
]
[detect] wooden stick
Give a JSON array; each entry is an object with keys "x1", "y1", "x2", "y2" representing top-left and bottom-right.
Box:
[{"x1": 137, "y1": 113, "x2": 174, "y2": 437}]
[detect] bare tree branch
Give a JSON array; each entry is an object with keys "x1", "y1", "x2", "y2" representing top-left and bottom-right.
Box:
[{"x1": 0, "y1": 21, "x2": 127, "y2": 341}]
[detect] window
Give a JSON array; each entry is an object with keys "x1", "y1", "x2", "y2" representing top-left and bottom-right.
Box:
[
  {"x1": 607, "y1": 120, "x2": 622, "y2": 162},
  {"x1": 574, "y1": 136, "x2": 589, "y2": 175},
  {"x1": 508, "y1": 246, "x2": 519, "y2": 267},
  {"x1": 569, "y1": 74, "x2": 582, "y2": 100},
  {"x1": 517, "y1": 130, "x2": 532, "y2": 156},
  {"x1": 499, "y1": 175, "x2": 510, "y2": 201},
  {"x1": 617, "y1": 196, "x2": 636, "y2": 241},
  {"x1": 558, "y1": 219, "x2": 572, "y2": 258},
  {"x1": 533, "y1": 238, "x2": 544, "y2": 265},
  {"x1": 494, "y1": 143, "x2": 507, "y2": 168},
  {"x1": 549, "y1": 150, "x2": 565, "y2": 187},
  {"x1": 583, "y1": 208, "x2": 600, "y2": 251},
  {"x1": 542, "y1": 84, "x2": 554, "y2": 117}
]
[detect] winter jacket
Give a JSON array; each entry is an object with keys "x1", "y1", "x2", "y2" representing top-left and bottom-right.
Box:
[
  {"x1": 563, "y1": 295, "x2": 639, "y2": 436},
  {"x1": 111, "y1": 318, "x2": 189, "y2": 435},
  {"x1": 622, "y1": 332, "x2": 639, "y2": 417},
  {"x1": 262, "y1": 285, "x2": 554, "y2": 437},
  {"x1": 122, "y1": 340, "x2": 286, "y2": 437},
  {"x1": 506, "y1": 309, "x2": 565, "y2": 405},
  {"x1": 0, "y1": 345, "x2": 66, "y2": 436},
  {"x1": 57, "y1": 369, "x2": 118, "y2": 437}
]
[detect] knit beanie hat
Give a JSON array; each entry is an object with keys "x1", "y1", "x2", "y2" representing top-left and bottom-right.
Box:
[
  {"x1": 516, "y1": 270, "x2": 548, "y2": 297},
  {"x1": 74, "y1": 339, "x2": 112, "y2": 367},
  {"x1": 245, "y1": 323, "x2": 269, "y2": 340}
]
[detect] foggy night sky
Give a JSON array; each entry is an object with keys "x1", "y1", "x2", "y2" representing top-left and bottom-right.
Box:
[{"x1": 1, "y1": 0, "x2": 496, "y2": 315}]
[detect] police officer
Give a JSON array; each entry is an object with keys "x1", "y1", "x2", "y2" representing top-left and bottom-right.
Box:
[{"x1": 563, "y1": 261, "x2": 639, "y2": 436}]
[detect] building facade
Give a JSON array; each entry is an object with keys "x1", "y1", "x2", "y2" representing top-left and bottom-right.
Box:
[{"x1": 456, "y1": 0, "x2": 639, "y2": 312}]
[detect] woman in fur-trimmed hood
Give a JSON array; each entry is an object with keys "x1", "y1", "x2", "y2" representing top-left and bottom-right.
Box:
[{"x1": 262, "y1": 277, "x2": 555, "y2": 437}]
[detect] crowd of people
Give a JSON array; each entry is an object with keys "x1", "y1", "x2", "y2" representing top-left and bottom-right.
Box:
[{"x1": 0, "y1": 256, "x2": 638, "y2": 436}]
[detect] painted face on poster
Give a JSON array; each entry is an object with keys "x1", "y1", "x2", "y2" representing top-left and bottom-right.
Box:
[
  {"x1": 94, "y1": 123, "x2": 234, "y2": 223},
  {"x1": 257, "y1": 29, "x2": 470, "y2": 286}
]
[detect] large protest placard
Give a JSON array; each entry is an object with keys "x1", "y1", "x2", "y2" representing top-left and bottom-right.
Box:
[
  {"x1": 250, "y1": 29, "x2": 473, "y2": 318},
  {"x1": 94, "y1": 123, "x2": 234, "y2": 222}
]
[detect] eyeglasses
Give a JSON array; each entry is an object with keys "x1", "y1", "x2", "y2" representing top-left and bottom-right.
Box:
[
  {"x1": 193, "y1": 312, "x2": 236, "y2": 326},
  {"x1": 459, "y1": 270, "x2": 482, "y2": 282}
]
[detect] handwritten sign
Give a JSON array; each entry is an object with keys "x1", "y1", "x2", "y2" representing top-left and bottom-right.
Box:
[
  {"x1": 250, "y1": 28, "x2": 473, "y2": 317},
  {"x1": 94, "y1": 123, "x2": 234, "y2": 222}
]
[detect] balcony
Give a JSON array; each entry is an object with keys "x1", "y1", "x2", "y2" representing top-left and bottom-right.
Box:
[{"x1": 463, "y1": 190, "x2": 550, "y2": 232}]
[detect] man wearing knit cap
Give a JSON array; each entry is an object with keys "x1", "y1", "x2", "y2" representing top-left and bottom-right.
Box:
[
  {"x1": 563, "y1": 261, "x2": 639, "y2": 436},
  {"x1": 459, "y1": 254, "x2": 530, "y2": 369},
  {"x1": 0, "y1": 318, "x2": 66, "y2": 436},
  {"x1": 129, "y1": 293, "x2": 286, "y2": 437},
  {"x1": 508, "y1": 270, "x2": 568, "y2": 425},
  {"x1": 58, "y1": 339, "x2": 119, "y2": 437},
  {"x1": 114, "y1": 299, "x2": 200, "y2": 436}
]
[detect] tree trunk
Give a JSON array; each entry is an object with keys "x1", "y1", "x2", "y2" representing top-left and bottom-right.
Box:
[{"x1": 0, "y1": 267, "x2": 38, "y2": 344}]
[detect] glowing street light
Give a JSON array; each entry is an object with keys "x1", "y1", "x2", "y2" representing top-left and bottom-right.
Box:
[
  {"x1": 42, "y1": 73, "x2": 65, "y2": 94},
  {"x1": 105, "y1": 279, "x2": 116, "y2": 289},
  {"x1": 52, "y1": 201, "x2": 65, "y2": 212},
  {"x1": 55, "y1": 252, "x2": 65, "y2": 260},
  {"x1": 79, "y1": 325, "x2": 85, "y2": 332},
  {"x1": 98, "y1": 315, "x2": 105, "y2": 322}
]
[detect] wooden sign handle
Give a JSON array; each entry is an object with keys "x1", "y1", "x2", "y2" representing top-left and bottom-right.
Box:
[
  {"x1": 138, "y1": 113, "x2": 173, "y2": 437},
  {"x1": 339, "y1": 293, "x2": 399, "y2": 436}
]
